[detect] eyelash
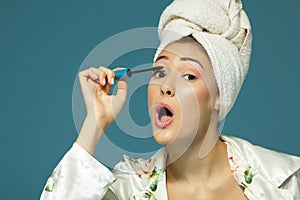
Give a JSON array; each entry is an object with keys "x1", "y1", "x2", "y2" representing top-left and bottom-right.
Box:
[
  {"x1": 152, "y1": 70, "x2": 167, "y2": 78},
  {"x1": 183, "y1": 74, "x2": 196, "y2": 80},
  {"x1": 152, "y1": 70, "x2": 197, "y2": 81}
]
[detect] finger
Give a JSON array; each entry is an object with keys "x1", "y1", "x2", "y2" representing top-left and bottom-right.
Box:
[
  {"x1": 92, "y1": 67, "x2": 112, "y2": 94},
  {"x1": 90, "y1": 67, "x2": 105, "y2": 85},
  {"x1": 87, "y1": 70, "x2": 99, "y2": 84},
  {"x1": 79, "y1": 68, "x2": 98, "y2": 80},
  {"x1": 95, "y1": 81, "x2": 110, "y2": 98},
  {"x1": 78, "y1": 68, "x2": 99, "y2": 85},
  {"x1": 95, "y1": 66, "x2": 110, "y2": 86},
  {"x1": 100, "y1": 67, "x2": 115, "y2": 85}
]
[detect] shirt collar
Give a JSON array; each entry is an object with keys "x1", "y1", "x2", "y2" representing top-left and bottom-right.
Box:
[{"x1": 221, "y1": 135, "x2": 300, "y2": 188}]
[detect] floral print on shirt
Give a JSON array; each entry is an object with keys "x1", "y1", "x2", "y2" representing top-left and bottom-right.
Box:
[
  {"x1": 129, "y1": 154, "x2": 256, "y2": 199},
  {"x1": 124, "y1": 156, "x2": 165, "y2": 200},
  {"x1": 240, "y1": 165, "x2": 256, "y2": 191},
  {"x1": 44, "y1": 169, "x2": 63, "y2": 192},
  {"x1": 229, "y1": 156, "x2": 256, "y2": 193},
  {"x1": 131, "y1": 167, "x2": 165, "y2": 200},
  {"x1": 44, "y1": 146, "x2": 256, "y2": 198}
]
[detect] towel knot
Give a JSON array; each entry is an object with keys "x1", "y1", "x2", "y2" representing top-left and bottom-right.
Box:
[{"x1": 159, "y1": 0, "x2": 250, "y2": 51}]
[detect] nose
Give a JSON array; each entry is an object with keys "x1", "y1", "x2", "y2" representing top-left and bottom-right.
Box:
[{"x1": 160, "y1": 85, "x2": 175, "y2": 97}]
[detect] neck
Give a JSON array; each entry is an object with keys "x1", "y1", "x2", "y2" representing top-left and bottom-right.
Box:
[
  {"x1": 166, "y1": 139, "x2": 228, "y2": 183},
  {"x1": 166, "y1": 112, "x2": 229, "y2": 183}
]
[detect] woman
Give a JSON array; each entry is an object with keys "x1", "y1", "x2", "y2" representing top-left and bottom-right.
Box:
[{"x1": 40, "y1": 0, "x2": 300, "y2": 199}]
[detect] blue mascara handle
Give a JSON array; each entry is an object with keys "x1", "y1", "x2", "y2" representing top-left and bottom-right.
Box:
[{"x1": 114, "y1": 68, "x2": 129, "y2": 80}]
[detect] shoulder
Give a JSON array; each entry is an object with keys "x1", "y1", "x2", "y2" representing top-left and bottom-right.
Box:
[{"x1": 222, "y1": 135, "x2": 300, "y2": 187}]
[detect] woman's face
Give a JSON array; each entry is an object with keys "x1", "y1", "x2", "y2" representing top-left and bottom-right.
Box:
[{"x1": 148, "y1": 37, "x2": 219, "y2": 146}]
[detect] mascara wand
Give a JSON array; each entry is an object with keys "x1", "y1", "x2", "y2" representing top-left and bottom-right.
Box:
[{"x1": 114, "y1": 66, "x2": 163, "y2": 80}]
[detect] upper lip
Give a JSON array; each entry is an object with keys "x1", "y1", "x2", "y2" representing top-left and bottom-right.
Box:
[{"x1": 156, "y1": 103, "x2": 174, "y2": 117}]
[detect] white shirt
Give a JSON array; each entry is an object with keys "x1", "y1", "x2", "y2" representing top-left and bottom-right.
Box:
[{"x1": 40, "y1": 135, "x2": 300, "y2": 199}]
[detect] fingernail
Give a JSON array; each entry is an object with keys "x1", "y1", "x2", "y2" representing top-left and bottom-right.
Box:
[
  {"x1": 102, "y1": 78, "x2": 106, "y2": 85},
  {"x1": 111, "y1": 78, "x2": 114, "y2": 85}
]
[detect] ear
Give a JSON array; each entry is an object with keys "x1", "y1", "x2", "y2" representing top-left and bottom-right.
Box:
[{"x1": 213, "y1": 94, "x2": 220, "y2": 111}]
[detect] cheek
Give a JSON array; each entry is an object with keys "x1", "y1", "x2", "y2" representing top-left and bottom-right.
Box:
[
  {"x1": 178, "y1": 83, "x2": 212, "y2": 121},
  {"x1": 179, "y1": 82, "x2": 210, "y2": 104},
  {"x1": 194, "y1": 88, "x2": 213, "y2": 123},
  {"x1": 147, "y1": 84, "x2": 155, "y2": 105},
  {"x1": 147, "y1": 83, "x2": 160, "y2": 111},
  {"x1": 176, "y1": 86, "x2": 200, "y2": 119},
  {"x1": 196, "y1": 88, "x2": 211, "y2": 106}
]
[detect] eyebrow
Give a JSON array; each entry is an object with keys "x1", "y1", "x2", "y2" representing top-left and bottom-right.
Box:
[
  {"x1": 155, "y1": 55, "x2": 204, "y2": 70},
  {"x1": 155, "y1": 55, "x2": 168, "y2": 62}
]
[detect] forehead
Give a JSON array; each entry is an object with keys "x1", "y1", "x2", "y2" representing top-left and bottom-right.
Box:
[{"x1": 158, "y1": 37, "x2": 211, "y2": 66}]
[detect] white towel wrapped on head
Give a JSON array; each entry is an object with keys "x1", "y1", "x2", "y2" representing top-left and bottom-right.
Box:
[{"x1": 154, "y1": 0, "x2": 252, "y2": 122}]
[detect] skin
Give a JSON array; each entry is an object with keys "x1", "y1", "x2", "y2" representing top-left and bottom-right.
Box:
[
  {"x1": 76, "y1": 67, "x2": 128, "y2": 155},
  {"x1": 149, "y1": 38, "x2": 247, "y2": 199},
  {"x1": 75, "y1": 37, "x2": 247, "y2": 199},
  {"x1": 148, "y1": 37, "x2": 219, "y2": 151}
]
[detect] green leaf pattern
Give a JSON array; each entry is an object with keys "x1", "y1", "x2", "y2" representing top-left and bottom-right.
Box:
[
  {"x1": 239, "y1": 165, "x2": 256, "y2": 192},
  {"x1": 130, "y1": 166, "x2": 165, "y2": 200},
  {"x1": 44, "y1": 170, "x2": 63, "y2": 192}
]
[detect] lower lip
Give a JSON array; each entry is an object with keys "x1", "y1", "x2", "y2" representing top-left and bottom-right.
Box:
[{"x1": 155, "y1": 113, "x2": 175, "y2": 129}]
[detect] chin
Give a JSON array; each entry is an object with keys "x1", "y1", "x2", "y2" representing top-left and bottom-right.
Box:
[{"x1": 152, "y1": 128, "x2": 177, "y2": 145}]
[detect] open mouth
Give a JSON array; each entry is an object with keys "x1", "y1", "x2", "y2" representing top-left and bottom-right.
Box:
[{"x1": 155, "y1": 104, "x2": 175, "y2": 128}]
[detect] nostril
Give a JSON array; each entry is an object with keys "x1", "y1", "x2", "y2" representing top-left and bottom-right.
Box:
[{"x1": 166, "y1": 91, "x2": 171, "y2": 95}]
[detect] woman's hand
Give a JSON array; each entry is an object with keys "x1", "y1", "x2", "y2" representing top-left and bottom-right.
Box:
[{"x1": 76, "y1": 66, "x2": 128, "y2": 155}]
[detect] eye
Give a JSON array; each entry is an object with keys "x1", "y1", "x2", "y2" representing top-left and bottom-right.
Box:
[
  {"x1": 183, "y1": 74, "x2": 196, "y2": 80},
  {"x1": 152, "y1": 70, "x2": 167, "y2": 78}
]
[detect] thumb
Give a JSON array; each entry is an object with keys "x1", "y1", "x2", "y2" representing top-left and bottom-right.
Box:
[{"x1": 116, "y1": 79, "x2": 128, "y2": 103}]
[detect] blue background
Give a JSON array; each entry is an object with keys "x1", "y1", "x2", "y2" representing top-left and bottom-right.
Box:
[{"x1": 1, "y1": 0, "x2": 299, "y2": 199}]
